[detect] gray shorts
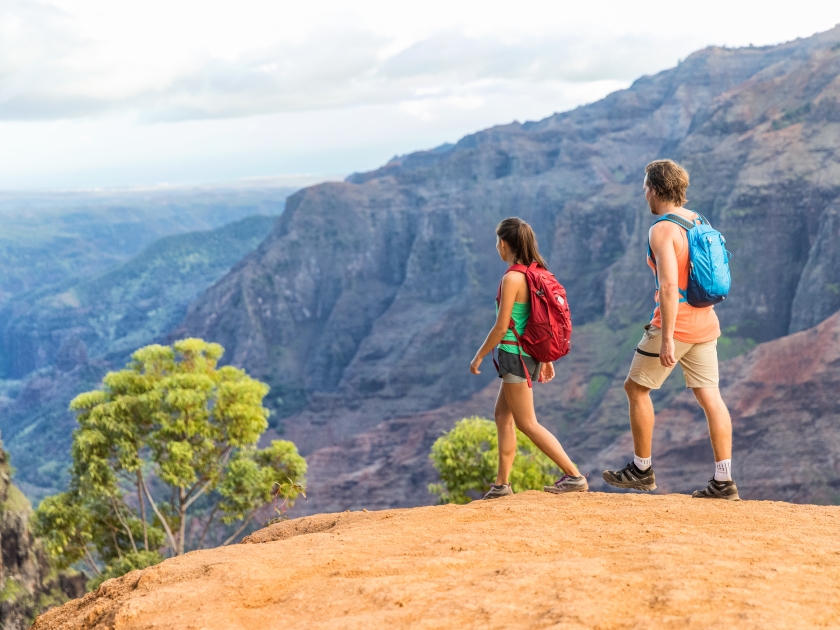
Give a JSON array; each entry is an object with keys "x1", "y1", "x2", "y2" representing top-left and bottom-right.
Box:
[{"x1": 496, "y1": 349, "x2": 540, "y2": 384}]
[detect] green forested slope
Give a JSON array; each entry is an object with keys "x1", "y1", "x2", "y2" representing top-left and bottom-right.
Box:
[
  {"x1": 0, "y1": 186, "x2": 291, "y2": 307},
  {"x1": 0, "y1": 215, "x2": 276, "y2": 501}
]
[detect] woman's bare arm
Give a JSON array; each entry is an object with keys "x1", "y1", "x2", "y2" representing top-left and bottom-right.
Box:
[{"x1": 470, "y1": 273, "x2": 525, "y2": 374}]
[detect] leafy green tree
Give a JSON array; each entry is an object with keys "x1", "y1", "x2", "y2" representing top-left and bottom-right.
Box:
[
  {"x1": 428, "y1": 416, "x2": 561, "y2": 503},
  {"x1": 34, "y1": 338, "x2": 306, "y2": 586}
]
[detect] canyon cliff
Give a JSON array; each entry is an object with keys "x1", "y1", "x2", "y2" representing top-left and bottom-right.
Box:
[
  {"x1": 0, "y1": 445, "x2": 84, "y2": 629},
  {"x1": 175, "y1": 27, "x2": 840, "y2": 511}
]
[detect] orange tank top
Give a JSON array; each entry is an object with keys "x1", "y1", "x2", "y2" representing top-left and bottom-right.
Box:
[{"x1": 648, "y1": 224, "x2": 720, "y2": 344}]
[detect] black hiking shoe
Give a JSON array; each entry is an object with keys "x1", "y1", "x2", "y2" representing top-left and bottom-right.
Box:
[
  {"x1": 602, "y1": 462, "x2": 657, "y2": 491},
  {"x1": 692, "y1": 478, "x2": 741, "y2": 501},
  {"x1": 482, "y1": 483, "x2": 513, "y2": 500}
]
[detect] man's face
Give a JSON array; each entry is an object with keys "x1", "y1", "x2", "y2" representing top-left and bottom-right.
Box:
[{"x1": 643, "y1": 176, "x2": 657, "y2": 214}]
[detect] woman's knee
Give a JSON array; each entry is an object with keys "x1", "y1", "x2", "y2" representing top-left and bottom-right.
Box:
[
  {"x1": 495, "y1": 407, "x2": 514, "y2": 426},
  {"x1": 513, "y1": 416, "x2": 539, "y2": 436}
]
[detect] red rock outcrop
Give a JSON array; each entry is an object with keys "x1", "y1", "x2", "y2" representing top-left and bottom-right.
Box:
[{"x1": 32, "y1": 493, "x2": 840, "y2": 629}]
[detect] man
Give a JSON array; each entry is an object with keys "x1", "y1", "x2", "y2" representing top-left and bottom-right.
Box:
[{"x1": 602, "y1": 159, "x2": 739, "y2": 500}]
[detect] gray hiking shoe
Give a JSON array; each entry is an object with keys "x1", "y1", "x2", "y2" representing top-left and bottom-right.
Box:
[
  {"x1": 483, "y1": 483, "x2": 513, "y2": 500},
  {"x1": 544, "y1": 474, "x2": 588, "y2": 494},
  {"x1": 602, "y1": 462, "x2": 657, "y2": 491},
  {"x1": 692, "y1": 478, "x2": 741, "y2": 501}
]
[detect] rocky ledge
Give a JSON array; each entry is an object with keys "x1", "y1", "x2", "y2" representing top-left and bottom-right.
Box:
[{"x1": 33, "y1": 492, "x2": 840, "y2": 629}]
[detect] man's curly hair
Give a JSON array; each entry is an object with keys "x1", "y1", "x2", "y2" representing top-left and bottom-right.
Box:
[{"x1": 645, "y1": 159, "x2": 689, "y2": 206}]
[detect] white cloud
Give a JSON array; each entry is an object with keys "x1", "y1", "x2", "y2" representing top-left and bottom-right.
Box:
[
  {"x1": 0, "y1": 0, "x2": 839, "y2": 187},
  {"x1": 3, "y1": 0, "x2": 838, "y2": 123}
]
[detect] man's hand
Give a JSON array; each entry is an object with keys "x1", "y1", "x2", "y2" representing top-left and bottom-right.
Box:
[
  {"x1": 470, "y1": 354, "x2": 483, "y2": 375},
  {"x1": 539, "y1": 362, "x2": 555, "y2": 383},
  {"x1": 660, "y1": 337, "x2": 677, "y2": 368}
]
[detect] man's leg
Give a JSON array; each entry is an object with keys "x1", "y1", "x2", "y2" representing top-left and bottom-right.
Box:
[
  {"x1": 602, "y1": 327, "x2": 672, "y2": 491},
  {"x1": 692, "y1": 387, "x2": 732, "y2": 462},
  {"x1": 600, "y1": 376, "x2": 658, "y2": 491},
  {"x1": 681, "y1": 341, "x2": 740, "y2": 500},
  {"x1": 625, "y1": 378, "x2": 655, "y2": 459}
]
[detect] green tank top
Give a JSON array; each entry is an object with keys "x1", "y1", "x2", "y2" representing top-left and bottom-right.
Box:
[{"x1": 497, "y1": 300, "x2": 531, "y2": 358}]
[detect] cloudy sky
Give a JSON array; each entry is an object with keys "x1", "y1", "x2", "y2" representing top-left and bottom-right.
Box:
[{"x1": 1, "y1": 0, "x2": 839, "y2": 189}]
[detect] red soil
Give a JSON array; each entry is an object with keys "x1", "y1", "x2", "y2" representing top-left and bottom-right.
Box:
[{"x1": 33, "y1": 492, "x2": 840, "y2": 629}]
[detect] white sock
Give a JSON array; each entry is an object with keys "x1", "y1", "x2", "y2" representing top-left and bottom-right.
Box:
[
  {"x1": 714, "y1": 459, "x2": 732, "y2": 482},
  {"x1": 634, "y1": 454, "x2": 652, "y2": 472}
]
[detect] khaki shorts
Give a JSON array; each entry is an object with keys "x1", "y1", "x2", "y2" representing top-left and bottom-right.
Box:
[{"x1": 627, "y1": 325, "x2": 719, "y2": 389}]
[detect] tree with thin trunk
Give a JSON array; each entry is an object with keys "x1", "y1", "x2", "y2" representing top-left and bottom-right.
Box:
[{"x1": 34, "y1": 338, "x2": 306, "y2": 590}]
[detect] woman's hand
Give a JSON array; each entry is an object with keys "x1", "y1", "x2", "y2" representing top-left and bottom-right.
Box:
[
  {"x1": 470, "y1": 354, "x2": 483, "y2": 375},
  {"x1": 539, "y1": 362, "x2": 555, "y2": 383}
]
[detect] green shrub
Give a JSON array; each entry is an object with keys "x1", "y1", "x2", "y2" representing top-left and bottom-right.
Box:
[{"x1": 428, "y1": 416, "x2": 561, "y2": 504}]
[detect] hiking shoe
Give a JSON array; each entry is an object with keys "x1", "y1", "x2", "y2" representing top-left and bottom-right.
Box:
[
  {"x1": 602, "y1": 462, "x2": 657, "y2": 491},
  {"x1": 544, "y1": 474, "x2": 588, "y2": 494},
  {"x1": 692, "y1": 478, "x2": 741, "y2": 501},
  {"x1": 483, "y1": 484, "x2": 513, "y2": 500}
]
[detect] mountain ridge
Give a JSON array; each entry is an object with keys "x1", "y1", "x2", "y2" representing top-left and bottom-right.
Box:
[{"x1": 174, "y1": 25, "x2": 840, "y2": 513}]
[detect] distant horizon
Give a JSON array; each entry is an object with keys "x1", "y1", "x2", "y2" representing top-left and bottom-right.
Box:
[
  {"x1": 2, "y1": 1, "x2": 839, "y2": 190},
  {"x1": 0, "y1": 172, "x2": 345, "y2": 195}
]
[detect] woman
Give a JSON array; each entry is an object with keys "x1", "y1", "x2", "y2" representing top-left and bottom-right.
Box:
[{"x1": 470, "y1": 217, "x2": 587, "y2": 498}]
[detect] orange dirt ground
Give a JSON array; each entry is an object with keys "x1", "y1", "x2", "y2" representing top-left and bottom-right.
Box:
[{"x1": 33, "y1": 492, "x2": 840, "y2": 629}]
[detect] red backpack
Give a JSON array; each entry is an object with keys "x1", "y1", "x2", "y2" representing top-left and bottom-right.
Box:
[{"x1": 493, "y1": 262, "x2": 572, "y2": 387}]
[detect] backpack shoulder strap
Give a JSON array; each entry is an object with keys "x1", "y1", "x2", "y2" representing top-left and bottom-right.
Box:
[
  {"x1": 649, "y1": 213, "x2": 697, "y2": 263},
  {"x1": 654, "y1": 213, "x2": 696, "y2": 231}
]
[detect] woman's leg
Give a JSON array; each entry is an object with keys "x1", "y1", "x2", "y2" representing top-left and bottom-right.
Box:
[
  {"x1": 502, "y1": 381, "x2": 581, "y2": 477},
  {"x1": 494, "y1": 382, "x2": 517, "y2": 485}
]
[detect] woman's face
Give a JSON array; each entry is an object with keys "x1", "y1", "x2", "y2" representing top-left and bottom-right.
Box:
[{"x1": 496, "y1": 236, "x2": 508, "y2": 262}]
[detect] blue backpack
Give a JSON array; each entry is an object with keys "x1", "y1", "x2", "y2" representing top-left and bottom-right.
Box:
[{"x1": 649, "y1": 213, "x2": 732, "y2": 308}]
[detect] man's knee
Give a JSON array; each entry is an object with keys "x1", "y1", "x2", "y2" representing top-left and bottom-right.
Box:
[
  {"x1": 692, "y1": 386, "x2": 726, "y2": 409},
  {"x1": 624, "y1": 377, "x2": 650, "y2": 399}
]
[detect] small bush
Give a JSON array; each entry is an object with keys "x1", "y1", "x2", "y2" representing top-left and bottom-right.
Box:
[{"x1": 428, "y1": 416, "x2": 561, "y2": 504}]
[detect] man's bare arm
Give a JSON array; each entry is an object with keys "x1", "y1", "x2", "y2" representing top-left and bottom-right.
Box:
[{"x1": 649, "y1": 223, "x2": 680, "y2": 367}]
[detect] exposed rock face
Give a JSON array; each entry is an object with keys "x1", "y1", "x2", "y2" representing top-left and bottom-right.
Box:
[
  {"x1": 31, "y1": 493, "x2": 840, "y2": 629},
  {"x1": 789, "y1": 201, "x2": 840, "y2": 333},
  {"x1": 292, "y1": 313, "x2": 840, "y2": 513},
  {"x1": 175, "y1": 27, "x2": 840, "y2": 512},
  {"x1": 0, "y1": 446, "x2": 84, "y2": 629}
]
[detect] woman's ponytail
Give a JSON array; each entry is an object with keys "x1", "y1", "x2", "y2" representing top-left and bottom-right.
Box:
[{"x1": 496, "y1": 217, "x2": 548, "y2": 268}]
